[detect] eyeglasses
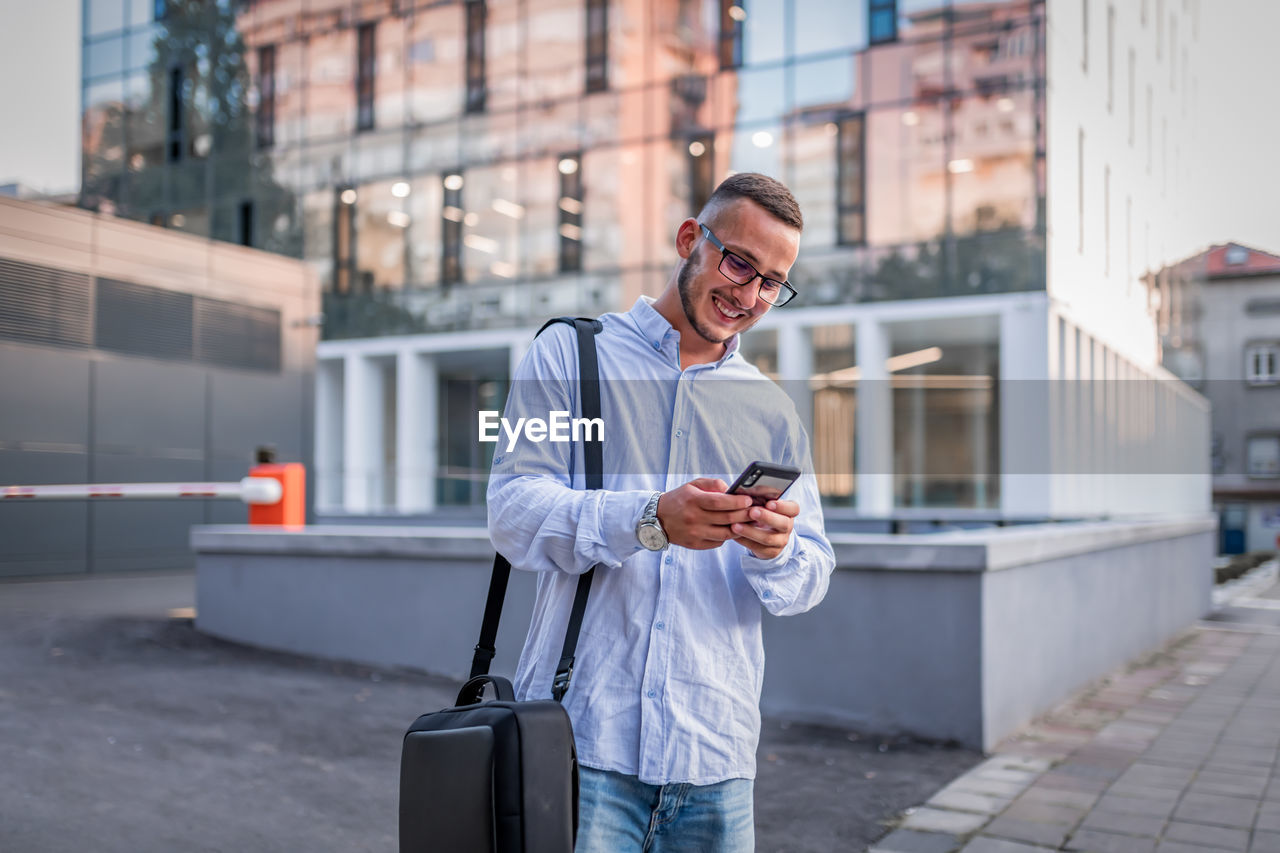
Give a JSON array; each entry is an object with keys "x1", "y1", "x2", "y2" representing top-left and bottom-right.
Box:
[{"x1": 699, "y1": 224, "x2": 797, "y2": 307}]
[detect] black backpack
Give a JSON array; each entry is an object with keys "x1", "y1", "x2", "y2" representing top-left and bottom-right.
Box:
[{"x1": 399, "y1": 317, "x2": 603, "y2": 853}]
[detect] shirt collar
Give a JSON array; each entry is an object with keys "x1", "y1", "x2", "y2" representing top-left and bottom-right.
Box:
[{"x1": 628, "y1": 296, "x2": 742, "y2": 365}]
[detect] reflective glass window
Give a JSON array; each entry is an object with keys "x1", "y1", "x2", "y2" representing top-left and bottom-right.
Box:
[
  {"x1": 125, "y1": 25, "x2": 160, "y2": 72},
  {"x1": 303, "y1": 188, "x2": 335, "y2": 291},
  {"x1": 523, "y1": 0, "x2": 584, "y2": 103},
  {"x1": 836, "y1": 112, "x2": 866, "y2": 246},
  {"x1": 786, "y1": 119, "x2": 838, "y2": 249},
  {"x1": 793, "y1": 55, "x2": 858, "y2": 114},
  {"x1": 718, "y1": 0, "x2": 744, "y2": 69},
  {"x1": 441, "y1": 171, "x2": 465, "y2": 285},
  {"x1": 733, "y1": 66, "x2": 785, "y2": 124},
  {"x1": 558, "y1": 154, "x2": 583, "y2": 272},
  {"x1": 865, "y1": 105, "x2": 945, "y2": 246},
  {"x1": 890, "y1": 319, "x2": 1000, "y2": 508},
  {"x1": 465, "y1": 0, "x2": 487, "y2": 112},
  {"x1": 794, "y1": 0, "x2": 867, "y2": 58},
  {"x1": 948, "y1": 89, "x2": 1036, "y2": 238},
  {"x1": 585, "y1": 0, "x2": 608, "y2": 92},
  {"x1": 725, "y1": 123, "x2": 781, "y2": 179},
  {"x1": 356, "y1": 23, "x2": 376, "y2": 132},
  {"x1": 520, "y1": 156, "x2": 559, "y2": 278},
  {"x1": 898, "y1": 0, "x2": 949, "y2": 41},
  {"x1": 128, "y1": 0, "x2": 154, "y2": 27},
  {"x1": 88, "y1": 0, "x2": 127, "y2": 37},
  {"x1": 409, "y1": 5, "x2": 463, "y2": 123},
  {"x1": 809, "y1": 324, "x2": 857, "y2": 504},
  {"x1": 351, "y1": 180, "x2": 408, "y2": 291},
  {"x1": 82, "y1": 78, "x2": 126, "y2": 205},
  {"x1": 740, "y1": 1, "x2": 783, "y2": 64},
  {"x1": 866, "y1": 34, "x2": 946, "y2": 106},
  {"x1": 86, "y1": 36, "x2": 126, "y2": 78},
  {"x1": 459, "y1": 164, "x2": 519, "y2": 285},
  {"x1": 306, "y1": 27, "x2": 356, "y2": 138},
  {"x1": 405, "y1": 175, "x2": 443, "y2": 288}
]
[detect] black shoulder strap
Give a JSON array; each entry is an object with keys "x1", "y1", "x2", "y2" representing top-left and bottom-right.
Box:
[{"x1": 465, "y1": 317, "x2": 603, "y2": 705}]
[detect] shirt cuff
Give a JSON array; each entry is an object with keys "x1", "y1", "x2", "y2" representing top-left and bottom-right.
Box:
[
  {"x1": 593, "y1": 490, "x2": 651, "y2": 567},
  {"x1": 738, "y1": 534, "x2": 798, "y2": 602}
]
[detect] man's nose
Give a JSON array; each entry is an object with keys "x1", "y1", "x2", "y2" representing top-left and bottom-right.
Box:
[{"x1": 734, "y1": 278, "x2": 761, "y2": 310}]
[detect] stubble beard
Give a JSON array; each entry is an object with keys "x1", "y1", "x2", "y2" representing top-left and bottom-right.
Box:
[{"x1": 677, "y1": 256, "x2": 747, "y2": 346}]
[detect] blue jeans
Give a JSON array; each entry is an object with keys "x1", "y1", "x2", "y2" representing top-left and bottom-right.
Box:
[{"x1": 574, "y1": 766, "x2": 755, "y2": 853}]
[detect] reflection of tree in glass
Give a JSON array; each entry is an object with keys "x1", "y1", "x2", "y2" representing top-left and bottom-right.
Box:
[
  {"x1": 81, "y1": 0, "x2": 300, "y2": 257},
  {"x1": 871, "y1": 228, "x2": 1044, "y2": 301}
]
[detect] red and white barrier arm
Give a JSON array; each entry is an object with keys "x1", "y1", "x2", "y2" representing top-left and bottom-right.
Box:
[{"x1": 0, "y1": 477, "x2": 283, "y2": 505}]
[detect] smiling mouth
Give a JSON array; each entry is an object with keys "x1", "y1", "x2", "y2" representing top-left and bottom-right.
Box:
[{"x1": 711, "y1": 294, "x2": 746, "y2": 322}]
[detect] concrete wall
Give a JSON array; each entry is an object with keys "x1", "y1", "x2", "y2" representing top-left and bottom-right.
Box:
[{"x1": 192, "y1": 516, "x2": 1215, "y2": 749}]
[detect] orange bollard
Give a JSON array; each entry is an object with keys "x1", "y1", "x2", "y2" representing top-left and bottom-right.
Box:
[{"x1": 247, "y1": 463, "x2": 306, "y2": 528}]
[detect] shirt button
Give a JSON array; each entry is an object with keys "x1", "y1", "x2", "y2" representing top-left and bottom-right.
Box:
[
  {"x1": 664, "y1": 554, "x2": 673, "y2": 565},
  {"x1": 656, "y1": 621, "x2": 665, "y2": 630},
  {"x1": 653, "y1": 341, "x2": 661, "y2": 350},
  {"x1": 762, "y1": 589, "x2": 773, "y2": 599},
  {"x1": 675, "y1": 429, "x2": 683, "y2": 438},
  {"x1": 647, "y1": 689, "x2": 656, "y2": 699}
]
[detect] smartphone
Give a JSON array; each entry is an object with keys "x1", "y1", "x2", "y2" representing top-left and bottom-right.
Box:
[{"x1": 726, "y1": 461, "x2": 801, "y2": 507}]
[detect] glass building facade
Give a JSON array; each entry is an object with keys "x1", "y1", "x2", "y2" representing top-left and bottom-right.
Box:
[{"x1": 82, "y1": 0, "x2": 1046, "y2": 342}]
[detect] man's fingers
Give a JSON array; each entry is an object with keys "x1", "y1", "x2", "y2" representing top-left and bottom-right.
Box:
[
  {"x1": 692, "y1": 490, "x2": 753, "y2": 511},
  {"x1": 765, "y1": 499, "x2": 800, "y2": 518},
  {"x1": 687, "y1": 478, "x2": 729, "y2": 493},
  {"x1": 746, "y1": 505, "x2": 793, "y2": 532}
]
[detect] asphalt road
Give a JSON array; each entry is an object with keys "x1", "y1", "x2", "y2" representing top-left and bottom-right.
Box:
[{"x1": 0, "y1": 572, "x2": 979, "y2": 852}]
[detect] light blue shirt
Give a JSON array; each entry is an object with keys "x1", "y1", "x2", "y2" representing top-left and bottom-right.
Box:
[{"x1": 487, "y1": 297, "x2": 835, "y2": 786}]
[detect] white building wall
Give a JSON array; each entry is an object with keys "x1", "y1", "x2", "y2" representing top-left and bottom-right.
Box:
[{"x1": 1045, "y1": 0, "x2": 1204, "y2": 371}]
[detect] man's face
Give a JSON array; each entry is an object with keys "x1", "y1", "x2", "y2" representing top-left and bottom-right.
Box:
[{"x1": 676, "y1": 200, "x2": 800, "y2": 346}]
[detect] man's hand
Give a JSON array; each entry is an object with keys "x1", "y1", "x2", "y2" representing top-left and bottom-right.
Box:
[
  {"x1": 656, "y1": 478, "x2": 754, "y2": 550},
  {"x1": 730, "y1": 499, "x2": 798, "y2": 560}
]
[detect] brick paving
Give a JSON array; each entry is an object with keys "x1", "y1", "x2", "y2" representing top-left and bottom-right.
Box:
[{"x1": 869, "y1": 571, "x2": 1280, "y2": 853}]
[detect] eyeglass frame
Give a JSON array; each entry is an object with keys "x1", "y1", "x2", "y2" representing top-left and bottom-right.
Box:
[{"x1": 698, "y1": 223, "x2": 798, "y2": 307}]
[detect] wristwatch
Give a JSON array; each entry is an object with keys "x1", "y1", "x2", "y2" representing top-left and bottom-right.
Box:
[{"x1": 635, "y1": 491, "x2": 669, "y2": 551}]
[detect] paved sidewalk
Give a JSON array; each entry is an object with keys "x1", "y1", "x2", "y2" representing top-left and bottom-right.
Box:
[
  {"x1": 0, "y1": 570, "x2": 979, "y2": 853},
  {"x1": 870, "y1": 567, "x2": 1280, "y2": 853}
]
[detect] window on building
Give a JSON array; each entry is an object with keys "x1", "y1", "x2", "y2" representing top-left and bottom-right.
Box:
[
  {"x1": 356, "y1": 23, "x2": 376, "y2": 132},
  {"x1": 719, "y1": 1, "x2": 744, "y2": 70},
  {"x1": 688, "y1": 134, "x2": 715, "y2": 216},
  {"x1": 558, "y1": 155, "x2": 583, "y2": 273},
  {"x1": 837, "y1": 113, "x2": 866, "y2": 246},
  {"x1": 1247, "y1": 435, "x2": 1280, "y2": 479},
  {"x1": 1146, "y1": 84, "x2": 1152, "y2": 174},
  {"x1": 465, "y1": 0, "x2": 486, "y2": 113},
  {"x1": 256, "y1": 45, "x2": 276, "y2": 149},
  {"x1": 585, "y1": 0, "x2": 608, "y2": 93},
  {"x1": 869, "y1": 0, "x2": 897, "y2": 45},
  {"x1": 334, "y1": 187, "x2": 356, "y2": 294},
  {"x1": 1103, "y1": 165, "x2": 1110, "y2": 274},
  {"x1": 1156, "y1": 0, "x2": 1163, "y2": 59},
  {"x1": 1246, "y1": 343, "x2": 1279, "y2": 386},
  {"x1": 1081, "y1": 0, "x2": 1089, "y2": 71},
  {"x1": 1077, "y1": 128, "x2": 1085, "y2": 253},
  {"x1": 1106, "y1": 5, "x2": 1114, "y2": 110},
  {"x1": 239, "y1": 200, "x2": 254, "y2": 248},
  {"x1": 154, "y1": 0, "x2": 166, "y2": 21},
  {"x1": 1128, "y1": 48, "x2": 1135, "y2": 145},
  {"x1": 442, "y1": 172, "x2": 464, "y2": 286},
  {"x1": 167, "y1": 65, "x2": 184, "y2": 162}
]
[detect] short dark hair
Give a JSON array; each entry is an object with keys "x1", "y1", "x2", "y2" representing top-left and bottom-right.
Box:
[{"x1": 700, "y1": 172, "x2": 803, "y2": 232}]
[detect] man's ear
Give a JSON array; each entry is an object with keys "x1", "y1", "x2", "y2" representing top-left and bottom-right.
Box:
[{"x1": 675, "y1": 218, "x2": 700, "y2": 260}]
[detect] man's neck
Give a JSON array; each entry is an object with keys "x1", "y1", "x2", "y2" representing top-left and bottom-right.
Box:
[{"x1": 650, "y1": 290, "x2": 727, "y2": 368}]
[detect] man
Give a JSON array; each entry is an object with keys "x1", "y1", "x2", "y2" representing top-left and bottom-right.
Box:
[{"x1": 487, "y1": 173, "x2": 835, "y2": 851}]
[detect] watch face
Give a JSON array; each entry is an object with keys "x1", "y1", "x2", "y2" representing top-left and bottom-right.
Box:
[{"x1": 637, "y1": 523, "x2": 667, "y2": 551}]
